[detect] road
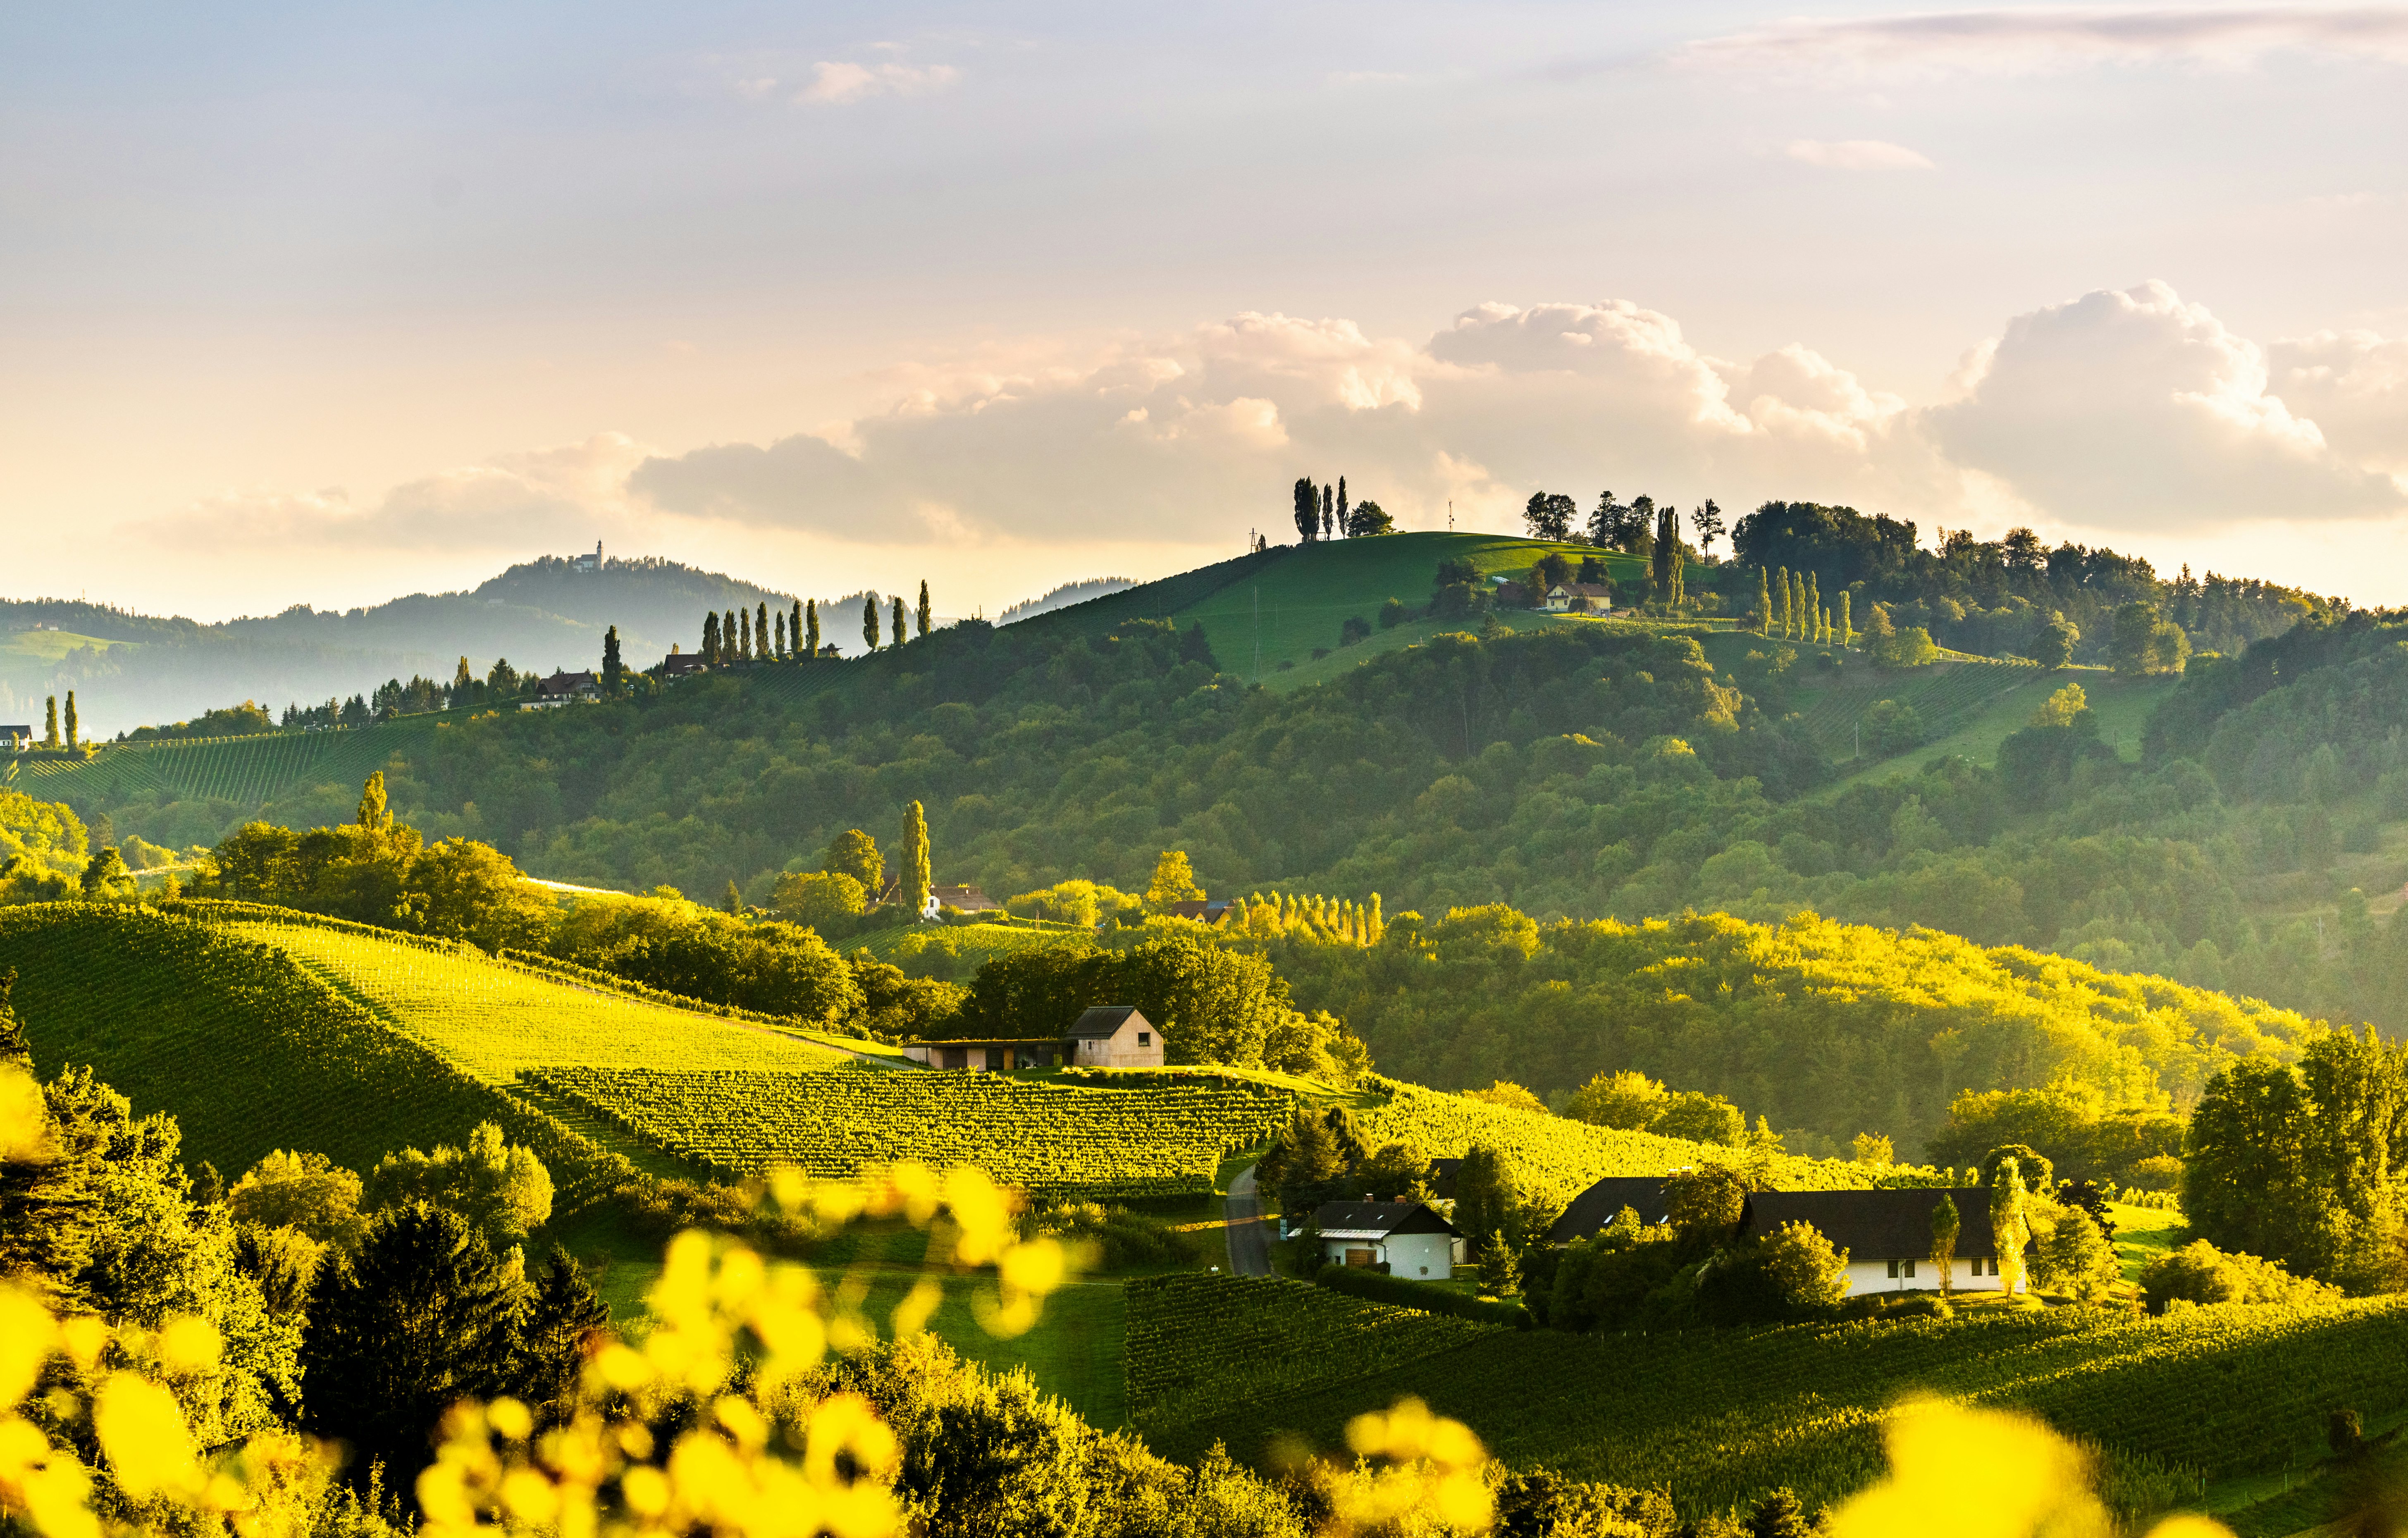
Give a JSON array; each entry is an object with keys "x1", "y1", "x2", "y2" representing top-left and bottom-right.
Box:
[{"x1": 1224, "y1": 1162, "x2": 1272, "y2": 1276}]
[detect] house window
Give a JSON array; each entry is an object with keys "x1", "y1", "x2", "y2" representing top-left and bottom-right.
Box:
[
  {"x1": 1902, "y1": 1259, "x2": 1916, "y2": 1278},
  {"x1": 1886, "y1": 1260, "x2": 1900, "y2": 1278},
  {"x1": 1137, "y1": 1032, "x2": 1150, "y2": 1046}
]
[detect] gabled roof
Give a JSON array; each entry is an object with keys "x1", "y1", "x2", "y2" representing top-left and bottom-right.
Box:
[
  {"x1": 1546, "y1": 1175, "x2": 1673, "y2": 1244},
  {"x1": 1740, "y1": 1187, "x2": 2020, "y2": 1259},
  {"x1": 1308, "y1": 1200, "x2": 1458, "y2": 1240},
  {"x1": 1068, "y1": 1005, "x2": 1150, "y2": 1039},
  {"x1": 1163, "y1": 899, "x2": 1233, "y2": 924},
  {"x1": 1548, "y1": 583, "x2": 1614, "y2": 599}
]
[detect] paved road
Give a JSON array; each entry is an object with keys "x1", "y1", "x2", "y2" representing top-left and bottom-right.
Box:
[{"x1": 1224, "y1": 1162, "x2": 1272, "y2": 1276}]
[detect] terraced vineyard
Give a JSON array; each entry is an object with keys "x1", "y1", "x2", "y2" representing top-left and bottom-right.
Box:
[
  {"x1": 1789, "y1": 657, "x2": 2046, "y2": 759},
  {"x1": 1359, "y1": 1082, "x2": 1938, "y2": 1210},
  {"x1": 0, "y1": 902, "x2": 632, "y2": 1199},
  {"x1": 15, "y1": 719, "x2": 434, "y2": 807},
  {"x1": 1145, "y1": 1291, "x2": 2408, "y2": 1519},
  {"x1": 211, "y1": 908, "x2": 869, "y2": 1082},
  {"x1": 533, "y1": 1065, "x2": 1294, "y2": 1199},
  {"x1": 1124, "y1": 1273, "x2": 1504, "y2": 1432}
]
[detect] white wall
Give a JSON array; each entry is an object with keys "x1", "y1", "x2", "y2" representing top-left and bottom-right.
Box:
[
  {"x1": 1386, "y1": 1232, "x2": 1455, "y2": 1280},
  {"x1": 1843, "y1": 1258, "x2": 2011, "y2": 1294}
]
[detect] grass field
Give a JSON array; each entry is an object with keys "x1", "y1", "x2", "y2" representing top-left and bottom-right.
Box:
[
  {"x1": 0, "y1": 628, "x2": 138, "y2": 677},
  {"x1": 222, "y1": 917, "x2": 865, "y2": 1083},
  {"x1": 1802, "y1": 662, "x2": 2184, "y2": 798},
  {"x1": 12, "y1": 716, "x2": 444, "y2": 809}
]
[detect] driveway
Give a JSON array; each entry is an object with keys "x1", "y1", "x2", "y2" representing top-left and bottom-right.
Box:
[{"x1": 1224, "y1": 1162, "x2": 1272, "y2": 1276}]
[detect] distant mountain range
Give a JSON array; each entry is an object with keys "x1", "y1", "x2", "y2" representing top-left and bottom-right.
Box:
[{"x1": 0, "y1": 551, "x2": 991, "y2": 736}]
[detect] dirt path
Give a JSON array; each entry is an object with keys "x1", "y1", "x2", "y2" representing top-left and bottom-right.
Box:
[{"x1": 1224, "y1": 1162, "x2": 1272, "y2": 1276}]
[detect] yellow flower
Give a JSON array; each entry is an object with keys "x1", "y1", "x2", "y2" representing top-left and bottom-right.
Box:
[{"x1": 93, "y1": 1373, "x2": 199, "y2": 1500}]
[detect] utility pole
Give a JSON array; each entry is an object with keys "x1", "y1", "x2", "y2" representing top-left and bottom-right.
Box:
[{"x1": 1448, "y1": 499, "x2": 1454, "y2": 532}]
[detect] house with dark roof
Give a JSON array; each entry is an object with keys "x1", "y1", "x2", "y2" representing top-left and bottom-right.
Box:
[
  {"x1": 521, "y1": 670, "x2": 601, "y2": 709},
  {"x1": 899, "y1": 1004, "x2": 1164, "y2": 1072},
  {"x1": 902, "y1": 1036, "x2": 1068, "y2": 1071},
  {"x1": 0, "y1": 725, "x2": 31, "y2": 752},
  {"x1": 1162, "y1": 899, "x2": 1235, "y2": 925},
  {"x1": 1307, "y1": 1200, "x2": 1461, "y2": 1279},
  {"x1": 1740, "y1": 1187, "x2": 2028, "y2": 1294},
  {"x1": 1545, "y1": 582, "x2": 1615, "y2": 614},
  {"x1": 1545, "y1": 1175, "x2": 1674, "y2": 1244},
  {"x1": 660, "y1": 652, "x2": 709, "y2": 680}
]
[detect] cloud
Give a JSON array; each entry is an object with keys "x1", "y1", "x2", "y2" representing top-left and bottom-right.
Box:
[
  {"x1": 799, "y1": 60, "x2": 961, "y2": 104},
  {"x1": 1680, "y1": 7, "x2": 2408, "y2": 79},
  {"x1": 140, "y1": 434, "x2": 657, "y2": 553},
  {"x1": 1926, "y1": 280, "x2": 2403, "y2": 527},
  {"x1": 1785, "y1": 138, "x2": 1935, "y2": 170}
]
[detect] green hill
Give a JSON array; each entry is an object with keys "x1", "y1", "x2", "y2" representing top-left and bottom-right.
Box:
[{"x1": 1134, "y1": 1277, "x2": 2408, "y2": 1520}]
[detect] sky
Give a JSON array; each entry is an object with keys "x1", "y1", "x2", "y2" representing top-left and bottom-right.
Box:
[{"x1": 5, "y1": 1, "x2": 2408, "y2": 621}]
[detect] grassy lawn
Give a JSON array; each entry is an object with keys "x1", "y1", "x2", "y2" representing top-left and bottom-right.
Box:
[{"x1": 2105, "y1": 1201, "x2": 2186, "y2": 1282}]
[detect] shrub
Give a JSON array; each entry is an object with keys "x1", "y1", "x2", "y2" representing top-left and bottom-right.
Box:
[
  {"x1": 1378, "y1": 597, "x2": 1410, "y2": 630},
  {"x1": 771, "y1": 870, "x2": 866, "y2": 932},
  {"x1": 2140, "y1": 1239, "x2": 2341, "y2": 1314},
  {"x1": 1864, "y1": 700, "x2": 1926, "y2": 757},
  {"x1": 1340, "y1": 616, "x2": 1372, "y2": 647}
]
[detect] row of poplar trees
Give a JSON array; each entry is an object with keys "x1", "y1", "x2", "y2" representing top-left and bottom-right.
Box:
[
  {"x1": 1754, "y1": 566, "x2": 1853, "y2": 647},
  {"x1": 34, "y1": 691, "x2": 79, "y2": 749},
  {"x1": 697, "y1": 582, "x2": 935, "y2": 665}
]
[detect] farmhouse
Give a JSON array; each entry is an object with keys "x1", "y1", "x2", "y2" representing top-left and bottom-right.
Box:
[
  {"x1": 1307, "y1": 1200, "x2": 1462, "y2": 1278},
  {"x1": 1161, "y1": 898, "x2": 1235, "y2": 925},
  {"x1": 871, "y1": 877, "x2": 1005, "y2": 917},
  {"x1": 660, "y1": 652, "x2": 709, "y2": 681},
  {"x1": 0, "y1": 724, "x2": 30, "y2": 752},
  {"x1": 521, "y1": 670, "x2": 602, "y2": 709},
  {"x1": 900, "y1": 1004, "x2": 1167, "y2": 1071},
  {"x1": 1544, "y1": 1175, "x2": 1673, "y2": 1244},
  {"x1": 1545, "y1": 582, "x2": 1614, "y2": 614},
  {"x1": 1740, "y1": 1187, "x2": 2029, "y2": 1294}
]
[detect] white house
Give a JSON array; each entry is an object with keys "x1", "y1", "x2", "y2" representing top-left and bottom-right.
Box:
[
  {"x1": 521, "y1": 670, "x2": 603, "y2": 710},
  {"x1": 1066, "y1": 1005, "x2": 1164, "y2": 1068},
  {"x1": 1740, "y1": 1188, "x2": 2029, "y2": 1295},
  {"x1": 1544, "y1": 582, "x2": 1615, "y2": 614},
  {"x1": 0, "y1": 724, "x2": 30, "y2": 752},
  {"x1": 1308, "y1": 1200, "x2": 1461, "y2": 1280}
]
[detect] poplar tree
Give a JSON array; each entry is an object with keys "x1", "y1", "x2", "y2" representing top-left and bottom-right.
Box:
[
  {"x1": 1336, "y1": 477, "x2": 1349, "y2": 538},
  {"x1": 806, "y1": 600, "x2": 821, "y2": 659},
  {"x1": 1791, "y1": 573, "x2": 1808, "y2": 641},
  {"x1": 1931, "y1": 1194, "x2": 1960, "y2": 1296},
  {"x1": 1775, "y1": 569, "x2": 1792, "y2": 638},
  {"x1": 724, "y1": 611, "x2": 739, "y2": 660},
  {"x1": 862, "y1": 594, "x2": 881, "y2": 652},
  {"x1": 1991, "y1": 1157, "x2": 2031, "y2": 1295},
  {"x1": 1838, "y1": 591, "x2": 1853, "y2": 648},
  {"x1": 890, "y1": 596, "x2": 906, "y2": 648},
  {"x1": 1758, "y1": 571, "x2": 1772, "y2": 636},
  {"x1": 62, "y1": 692, "x2": 76, "y2": 750},
  {"x1": 702, "y1": 611, "x2": 721, "y2": 665},
  {"x1": 756, "y1": 603, "x2": 769, "y2": 661},
  {"x1": 738, "y1": 608, "x2": 752, "y2": 661},
  {"x1": 43, "y1": 695, "x2": 57, "y2": 748},
  {"x1": 358, "y1": 770, "x2": 390, "y2": 831},
  {"x1": 1806, "y1": 572, "x2": 1821, "y2": 641},
  {"x1": 602, "y1": 626, "x2": 624, "y2": 696},
  {"x1": 901, "y1": 800, "x2": 932, "y2": 919},
  {"x1": 790, "y1": 601, "x2": 804, "y2": 662},
  {"x1": 773, "y1": 611, "x2": 786, "y2": 660},
  {"x1": 916, "y1": 581, "x2": 931, "y2": 639},
  {"x1": 1293, "y1": 478, "x2": 1317, "y2": 543},
  {"x1": 1322, "y1": 484, "x2": 1336, "y2": 540}
]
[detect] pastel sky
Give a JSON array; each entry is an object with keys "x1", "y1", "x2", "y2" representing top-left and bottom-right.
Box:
[{"x1": 7, "y1": 1, "x2": 2408, "y2": 620}]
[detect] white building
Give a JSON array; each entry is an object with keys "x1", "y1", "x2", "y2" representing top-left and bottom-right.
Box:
[
  {"x1": 1308, "y1": 1200, "x2": 1462, "y2": 1280},
  {"x1": 1741, "y1": 1188, "x2": 2028, "y2": 1295}
]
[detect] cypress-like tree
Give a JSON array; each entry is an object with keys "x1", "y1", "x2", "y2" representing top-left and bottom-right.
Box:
[
  {"x1": 738, "y1": 607, "x2": 752, "y2": 660},
  {"x1": 1791, "y1": 573, "x2": 1808, "y2": 640},
  {"x1": 601, "y1": 624, "x2": 623, "y2": 695},
  {"x1": 43, "y1": 695, "x2": 57, "y2": 748},
  {"x1": 902, "y1": 800, "x2": 932, "y2": 919},
  {"x1": 1293, "y1": 478, "x2": 1317, "y2": 543},
  {"x1": 916, "y1": 580, "x2": 931, "y2": 639},
  {"x1": 790, "y1": 600, "x2": 804, "y2": 662},
  {"x1": 756, "y1": 603, "x2": 769, "y2": 661},
  {"x1": 1336, "y1": 476, "x2": 1349, "y2": 538},
  {"x1": 724, "y1": 879, "x2": 745, "y2": 915},
  {"x1": 862, "y1": 593, "x2": 881, "y2": 652},
  {"x1": 724, "y1": 610, "x2": 739, "y2": 660},
  {"x1": 1774, "y1": 568, "x2": 1791, "y2": 638},
  {"x1": 1757, "y1": 570, "x2": 1772, "y2": 635},
  {"x1": 1930, "y1": 1193, "x2": 1960, "y2": 1296},
  {"x1": 1806, "y1": 572, "x2": 1821, "y2": 640},
  {"x1": 1321, "y1": 483, "x2": 1335, "y2": 540},
  {"x1": 1838, "y1": 591, "x2": 1853, "y2": 648},
  {"x1": 62, "y1": 692, "x2": 76, "y2": 750},
  {"x1": 890, "y1": 596, "x2": 906, "y2": 648},
  {"x1": 806, "y1": 599, "x2": 820, "y2": 659},
  {"x1": 773, "y1": 611, "x2": 785, "y2": 660},
  {"x1": 357, "y1": 771, "x2": 389, "y2": 831},
  {"x1": 702, "y1": 611, "x2": 721, "y2": 665},
  {"x1": 1991, "y1": 1157, "x2": 2030, "y2": 1295}
]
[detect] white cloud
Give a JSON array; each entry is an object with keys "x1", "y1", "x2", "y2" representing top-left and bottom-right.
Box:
[
  {"x1": 1926, "y1": 280, "x2": 2403, "y2": 527},
  {"x1": 799, "y1": 60, "x2": 961, "y2": 104},
  {"x1": 1680, "y1": 7, "x2": 2408, "y2": 79},
  {"x1": 1785, "y1": 138, "x2": 1935, "y2": 170}
]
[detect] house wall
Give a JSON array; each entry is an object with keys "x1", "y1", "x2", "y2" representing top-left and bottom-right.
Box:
[
  {"x1": 1844, "y1": 1258, "x2": 2011, "y2": 1295},
  {"x1": 1072, "y1": 1018, "x2": 1165, "y2": 1068},
  {"x1": 1385, "y1": 1232, "x2": 1455, "y2": 1280}
]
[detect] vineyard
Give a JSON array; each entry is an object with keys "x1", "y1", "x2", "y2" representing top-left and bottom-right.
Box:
[
  {"x1": 532, "y1": 1065, "x2": 1295, "y2": 1199},
  {"x1": 214, "y1": 913, "x2": 868, "y2": 1083},
  {"x1": 1143, "y1": 1290, "x2": 2408, "y2": 1519},
  {"x1": 0, "y1": 902, "x2": 634, "y2": 1201},
  {"x1": 1123, "y1": 1273, "x2": 1504, "y2": 1432},
  {"x1": 1356, "y1": 1082, "x2": 1931, "y2": 1211},
  {"x1": 14, "y1": 720, "x2": 434, "y2": 808},
  {"x1": 1788, "y1": 657, "x2": 2046, "y2": 760}
]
